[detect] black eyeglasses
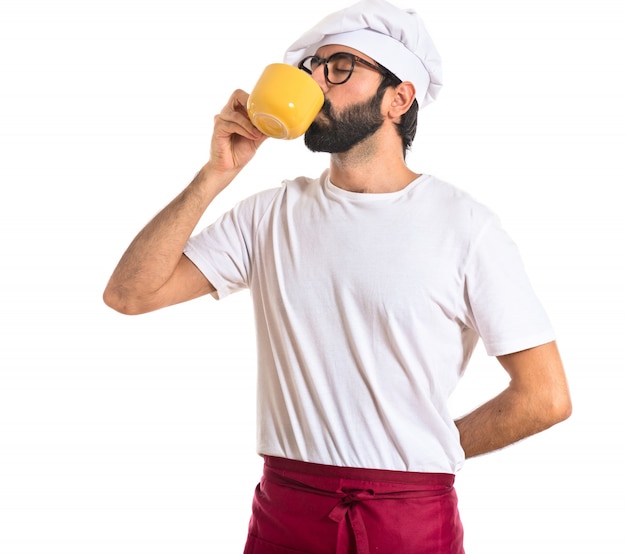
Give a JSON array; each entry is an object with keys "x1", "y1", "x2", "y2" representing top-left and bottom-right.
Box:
[{"x1": 297, "y1": 52, "x2": 391, "y2": 85}]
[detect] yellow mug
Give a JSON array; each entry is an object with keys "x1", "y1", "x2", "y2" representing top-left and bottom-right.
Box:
[{"x1": 247, "y1": 63, "x2": 324, "y2": 140}]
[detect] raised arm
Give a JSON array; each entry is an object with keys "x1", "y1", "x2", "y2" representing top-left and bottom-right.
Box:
[
  {"x1": 103, "y1": 89, "x2": 267, "y2": 315},
  {"x1": 455, "y1": 340, "x2": 572, "y2": 459}
]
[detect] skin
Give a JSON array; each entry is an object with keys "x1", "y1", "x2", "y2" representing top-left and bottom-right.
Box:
[{"x1": 103, "y1": 44, "x2": 572, "y2": 459}]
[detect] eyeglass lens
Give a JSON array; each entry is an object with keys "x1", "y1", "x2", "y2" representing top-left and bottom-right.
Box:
[{"x1": 305, "y1": 53, "x2": 356, "y2": 84}]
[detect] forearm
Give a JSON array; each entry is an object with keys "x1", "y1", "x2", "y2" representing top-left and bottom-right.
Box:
[
  {"x1": 104, "y1": 89, "x2": 267, "y2": 314},
  {"x1": 455, "y1": 387, "x2": 545, "y2": 459},
  {"x1": 103, "y1": 163, "x2": 236, "y2": 312},
  {"x1": 455, "y1": 343, "x2": 572, "y2": 459}
]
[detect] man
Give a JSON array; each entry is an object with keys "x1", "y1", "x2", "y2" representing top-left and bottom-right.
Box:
[{"x1": 103, "y1": 0, "x2": 572, "y2": 551}]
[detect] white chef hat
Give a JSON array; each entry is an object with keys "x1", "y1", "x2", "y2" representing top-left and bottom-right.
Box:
[{"x1": 283, "y1": 0, "x2": 442, "y2": 108}]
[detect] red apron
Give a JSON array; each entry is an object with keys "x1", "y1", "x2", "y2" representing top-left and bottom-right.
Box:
[{"x1": 244, "y1": 456, "x2": 465, "y2": 554}]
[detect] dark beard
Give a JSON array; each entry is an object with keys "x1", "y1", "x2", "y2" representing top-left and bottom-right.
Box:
[{"x1": 304, "y1": 89, "x2": 385, "y2": 153}]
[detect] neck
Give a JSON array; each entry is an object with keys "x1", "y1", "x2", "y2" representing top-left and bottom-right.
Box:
[{"x1": 328, "y1": 134, "x2": 420, "y2": 194}]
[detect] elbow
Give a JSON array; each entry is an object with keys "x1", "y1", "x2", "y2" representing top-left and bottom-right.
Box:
[
  {"x1": 542, "y1": 387, "x2": 573, "y2": 429},
  {"x1": 102, "y1": 286, "x2": 142, "y2": 316},
  {"x1": 554, "y1": 391, "x2": 573, "y2": 424}
]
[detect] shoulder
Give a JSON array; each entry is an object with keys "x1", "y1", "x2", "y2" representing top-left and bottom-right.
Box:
[
  {"x1": 419, "y1": 175, "x2": 498, "y2": 233},
  {"x1": 281, "y1": 172, "x2": 325, "y2": 196},
  {"x1": 245, "y1": 172, "x2": 324, "y2": 205},
  {"x1": 222, "y1": 173, "x2": 324, "y2": 227},
  {"x1": 420, "y1": 175, "x2": 489, "y2": 210}
]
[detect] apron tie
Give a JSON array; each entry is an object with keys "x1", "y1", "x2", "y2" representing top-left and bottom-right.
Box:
[{"x1": 328, "y1": 488, "x2": 375, "y2": 554}]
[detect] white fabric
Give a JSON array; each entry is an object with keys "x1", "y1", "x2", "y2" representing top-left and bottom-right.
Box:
[
  {"x1": 184, "y1": 172, "x2": 555, "y2": 473},
  {"x1": 283, "y1": 0, "x2": 443, "y2": 107}
]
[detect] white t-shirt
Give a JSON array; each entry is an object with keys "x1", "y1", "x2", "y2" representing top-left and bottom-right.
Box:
[{"x1": 184, "y1": 171, "x2": 555, "y2": 473}]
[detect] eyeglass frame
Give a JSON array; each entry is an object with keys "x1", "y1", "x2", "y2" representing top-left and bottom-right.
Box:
[{"x1": 297, "y1": 51, "x2": 393, "y2": 85}]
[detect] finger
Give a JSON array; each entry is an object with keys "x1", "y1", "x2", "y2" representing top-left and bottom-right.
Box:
[
  {"x1": 216, "y1": 90, "x2": 264, "y2": 139},
  {"x1": 229, "y1": 88, "x2": 250, "y2": 111},
  {"x1": 214, "y1": 110, "x2": 263, "y2": 141}
]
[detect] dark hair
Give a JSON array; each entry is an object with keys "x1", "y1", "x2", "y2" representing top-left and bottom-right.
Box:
[{"x1": 377, "y1": 72, "x2": 419, "y2": 159}]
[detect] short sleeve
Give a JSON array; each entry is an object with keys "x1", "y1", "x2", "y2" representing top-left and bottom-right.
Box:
[
  {"x1": 464, "y1": 216, "x2": 555, "y2": 356},
  {"x1": 183, "y1": 188, "x2": 280, "y2": 300}
]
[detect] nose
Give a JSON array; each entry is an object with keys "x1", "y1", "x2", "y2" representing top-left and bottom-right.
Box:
[{"x1": 310, "y1": 65, "x2": 329, "y2": 91}]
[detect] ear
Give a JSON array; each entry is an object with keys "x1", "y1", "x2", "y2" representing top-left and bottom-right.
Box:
[{"x1": 386, "y1": 81, "x2": 416, "y2": 120}]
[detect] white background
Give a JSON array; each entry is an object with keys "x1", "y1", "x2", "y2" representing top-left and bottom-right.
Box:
[{"x1": 1, "y1": 0, "x2": 624, "y2": 552}]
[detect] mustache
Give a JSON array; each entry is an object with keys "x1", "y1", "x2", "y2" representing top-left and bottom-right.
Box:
[{"x1": 320, "y1": 99, "x2": 333, "y2": 117}]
